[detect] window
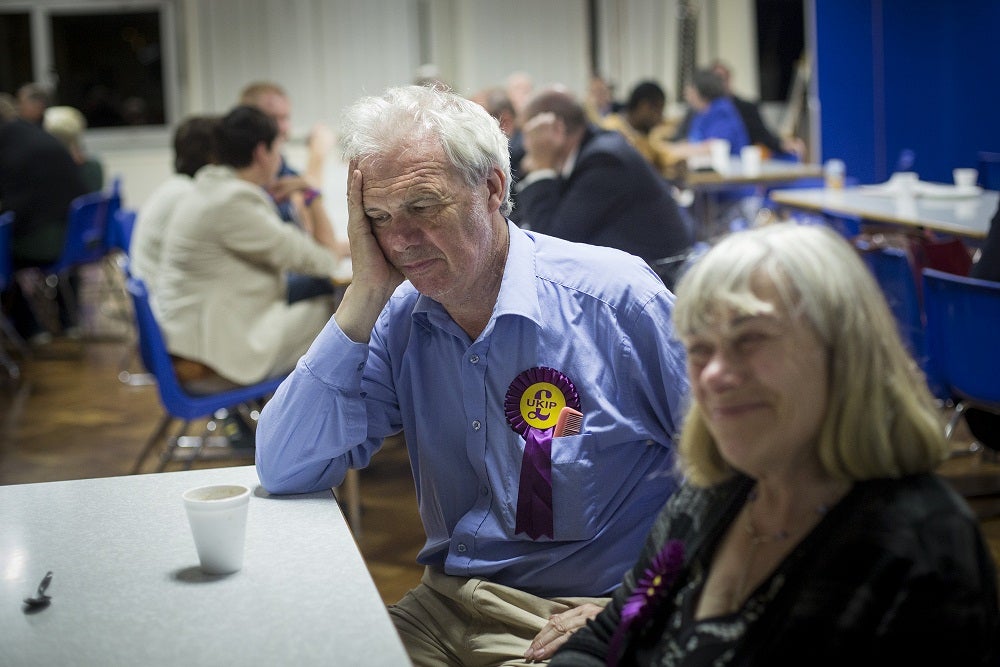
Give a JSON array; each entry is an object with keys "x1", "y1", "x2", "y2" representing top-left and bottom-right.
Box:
[
  {"x1": 1, "y1": 2, "x2": 175, "y2": 129},
  {"x1": 0, "y1": 12, "x2": 33, "y2": 96},
  {"x1": 51, "y1": 10, "x2": 165, "y2": 127}
]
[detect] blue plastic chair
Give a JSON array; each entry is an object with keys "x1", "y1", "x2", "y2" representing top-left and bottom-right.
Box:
[
  {"x1": 125, "y1": 276, "x2": 288, "y2": 473},
  {"x1": 108, "y1": 206, "x2": 136, "y2": 255},
  {"x1": 922, "y1": 268, "x2": 1000, "y2": 442},
  {"x1": 858, "y1": 243, "x2": 945, "y2": 399},
  {"x1": 0, "y1": 211, "x2": 13, "y2": 291},
  {"x1": 0, "y1": 211, "x2": 27, "y2": 380},
  {"x1": 47, "y1": 178, "x2": 121, "y2": 276},
  {"x1": 18, "y1": 178, "x2": 123, "y2": 335},
  {"x1": 977, "y1": 151, "x2": 1000, "y2": 190}
]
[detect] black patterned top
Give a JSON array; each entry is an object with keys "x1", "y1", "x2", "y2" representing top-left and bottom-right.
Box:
[{"x1": 552, "y1": 474, "x2": 1000, "y2": 666}]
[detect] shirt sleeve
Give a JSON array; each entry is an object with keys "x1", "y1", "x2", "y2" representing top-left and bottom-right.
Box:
[
  {"x1": 255, "y1": 315, "x2": 387, "y2": 494},
  {"x1": 623, "y1": 287, "x2": 690, "y2": 444}
]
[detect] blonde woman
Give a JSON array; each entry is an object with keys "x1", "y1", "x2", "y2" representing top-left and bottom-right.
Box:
[{"x1": 551, "y1": 224, "x2": 998, "y2": 666}]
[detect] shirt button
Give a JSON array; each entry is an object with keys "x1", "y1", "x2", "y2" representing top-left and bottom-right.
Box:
[
  {"x1": 457, "y1": 543, "x2": 467, "y2": 553},
  {"x1": 469, "y1": 354, "x2": 480, "y2": 364},
  {"x1": 472, "y1": 420, "x2": 481, "y2": 430},
  {"x1": 481, "y1": 486, "x2": 489, "y2": 496}
]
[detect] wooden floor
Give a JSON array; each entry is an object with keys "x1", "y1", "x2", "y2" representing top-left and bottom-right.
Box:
[{"x1": 2, "y1": 268, "x2": 999, "y2": 606}]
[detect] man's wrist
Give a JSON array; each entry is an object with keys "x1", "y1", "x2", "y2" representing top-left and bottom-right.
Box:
[{"x1": 303, "y1": 187, "x2": 322, "y2": 206}]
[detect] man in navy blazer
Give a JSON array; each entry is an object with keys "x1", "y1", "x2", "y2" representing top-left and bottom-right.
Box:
[{"x1": 512, "y1": 87, "x2": 693, "y2": 287}]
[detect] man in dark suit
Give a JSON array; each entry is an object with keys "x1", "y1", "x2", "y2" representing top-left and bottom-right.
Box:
[
  {"x1": 0, "y1": 115, "x2": 88, "y2": 339},
  {"x1": 513, "y1": 88, "x2": 693, "y2": 287}
]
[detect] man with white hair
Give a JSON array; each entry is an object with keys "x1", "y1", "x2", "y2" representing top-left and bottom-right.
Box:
[{"x1": 256, "y1": 85, "x2": 689, "y2": 666}]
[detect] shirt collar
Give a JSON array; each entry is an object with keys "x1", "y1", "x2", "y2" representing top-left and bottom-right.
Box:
[
  {"x1": 561, "y1": 144, "x2": 580, "y2": 178},
  {"x1": 412, "y1": 220, "x2": 543, "y2": 335}
]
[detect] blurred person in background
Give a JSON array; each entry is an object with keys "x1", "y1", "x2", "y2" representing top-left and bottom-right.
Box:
[
  {"x1": 16, "y1": 82, "x2": 50, "y2": 125},
  {"x1": 601, "y1": 80, "x2": 685, "y2": 181},
  {"x1": 44, "y1": 105, "x2": 104, "y2": 193},
  {"x1": 130, "y1": 115, "x2": 219, "y2": 294},
  {"x1": 515, "y1": 87, "x2": 693, "y2": 288},
  {"x1": 240, "y1": 81, "x2": 348, "y2": 303},
  {"x1": 0, "y1": 101, "x2": 88, "y2": 342},
  {"x1": 156, "y1": 106, "x2": 340, "y2": 394}
]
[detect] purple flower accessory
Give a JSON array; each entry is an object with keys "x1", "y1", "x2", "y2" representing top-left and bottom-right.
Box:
[
  {"x1": 607, "y1": 539, "x2": 686, "y2": 667},
  {"x1": 504, "y1": 367, "x2": 581, "y2": 539}
]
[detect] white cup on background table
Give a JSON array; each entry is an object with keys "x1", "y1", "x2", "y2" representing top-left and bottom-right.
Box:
[
  {"x1": 183, "y1": 484, "x2": 251, "y2": 574},
  {"x1": 740, "y1": 145, "x2": 762, "y2": 176},
  {"x1": 953, "y1": 168, "x2": 978, "y2": 190},
  {"x1": 709, "y1": 139, "x2": 731, "y2": 174}
]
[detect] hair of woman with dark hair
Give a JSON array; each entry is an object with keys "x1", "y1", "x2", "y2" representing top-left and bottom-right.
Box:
[
  {"x1": 173, "y1": 115, "x2": 219, "y2": 177},
  {"x1": 213, "y1": 105, "x2": 277, "y2": 169}
]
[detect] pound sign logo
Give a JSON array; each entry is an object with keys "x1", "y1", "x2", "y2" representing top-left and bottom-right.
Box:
[{"x1": 520, "y1": 382, "x2": 566, "y2": 430}]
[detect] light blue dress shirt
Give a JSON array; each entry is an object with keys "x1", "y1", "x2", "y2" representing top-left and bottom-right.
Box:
[{"x1": 256, "y1": 222, "x2": 689, "y2": 597}]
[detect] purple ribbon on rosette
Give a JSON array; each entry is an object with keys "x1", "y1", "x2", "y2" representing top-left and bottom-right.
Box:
[{"x1": 504, "y1": 366, "x2": 580, "y2": 540}]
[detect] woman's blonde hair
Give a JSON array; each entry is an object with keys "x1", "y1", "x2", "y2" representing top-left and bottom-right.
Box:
[
  {"x1": 673, "y1": 223, "x2": 947, "y2": 486},
  {"x1": 43, "y1": 105, "x2": 87, "y2": 151}
]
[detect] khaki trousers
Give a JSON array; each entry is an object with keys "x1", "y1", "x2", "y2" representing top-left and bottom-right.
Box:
[{"x1": 389, "y1": 566, "x2": 609, "y2": 667}]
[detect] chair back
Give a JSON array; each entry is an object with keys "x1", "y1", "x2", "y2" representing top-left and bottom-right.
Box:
[
  {"x1": 109, "y1": 208, "x2": 137, "y2": 255},
  {"x1": 977, "y1": 151, "x2": 1000, "y2": 190},
  {"x1": 125, "y1": 275, "x2": 288, "y2": 421},
  {"x1": 125, "y1": 276, "x2": 180, "y2": 402},
  {"x1": 859, "y1": 244, "x2": 946, "y2": 397},
  {"x1": 50, "y1": 180, "x2": 122, "y2": 274},
  {"x1": 0, "y1": 211, "x2": 13, "y2": 291},
  {"x1": 923, "y1": 268, "x2": 1000, "y2": 405}
]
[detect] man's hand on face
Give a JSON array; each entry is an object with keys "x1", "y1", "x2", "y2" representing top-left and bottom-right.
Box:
[
  {"x1": 344, "y1": 165, "x2": 404, "y2": 293},
  {"x1": 521, "y1": 112, "x2": 569, "y2": 174}
]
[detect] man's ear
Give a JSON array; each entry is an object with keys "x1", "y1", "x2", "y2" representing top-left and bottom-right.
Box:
[
  {"x1": 252, "y1": 141, "x2": 269, "y2": 164},
  {"x1": 485, "y1": 166, "x2": 507, "y2": 213}
]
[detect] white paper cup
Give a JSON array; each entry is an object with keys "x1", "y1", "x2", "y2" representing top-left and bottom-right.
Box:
[
  {"x1": 888, "y1": 170, "x2": 918, "y2": 196},
  {"x1": 183, "y1": 484, "x2": 250, "y2": 574},
  {"x1": 709, "y1": 139, "x2": 731, "y2": 174},
  {"x1": 953, "y1": 168, "x2": 978, "y2": 189},
  {"x1": 740, "y1": 145, "x2": 762, "y2": 176}
]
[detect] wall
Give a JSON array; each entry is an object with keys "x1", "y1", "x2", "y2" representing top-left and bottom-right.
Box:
[
  {"x1": 75, "y1": 0, "x2": 761, "y2": 208},
  {"x1": 814, "y1": 0, "x2": 1000, "y2": 185}
]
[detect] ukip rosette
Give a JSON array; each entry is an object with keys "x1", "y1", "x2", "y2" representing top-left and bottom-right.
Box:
[{"x1": 504, "y1": 366, "x2": 581, "y2": 436}]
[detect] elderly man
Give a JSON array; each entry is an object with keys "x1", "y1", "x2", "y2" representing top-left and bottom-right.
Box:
[
  {"x1": 514, "y1": 87, "x2": 693, "y2": 288},
  {"x1": 255, "y1": 85, "x2": 688, "y2": 666}
]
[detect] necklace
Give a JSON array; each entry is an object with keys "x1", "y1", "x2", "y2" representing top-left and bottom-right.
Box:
[{"x1": 730, "y1": 488, "x2": 834, "y2": 611}]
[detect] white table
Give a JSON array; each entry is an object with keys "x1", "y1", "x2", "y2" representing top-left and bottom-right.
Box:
[
  {"x1": 684, "y1": 158, "x2": 822, "y2": 190},
  {"x1": 682, "y1": 159, "x2": 823, "y2": 238},
  {"x1": 769, "y1": 186, "x2": 999, "y2": 240},
  {"x1": 0, "y1": 466, "x2": 410, "y2": 666}
]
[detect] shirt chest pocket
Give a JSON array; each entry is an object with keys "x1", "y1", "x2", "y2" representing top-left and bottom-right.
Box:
[{"x1": 504, "y1": 432, "x2": 636, "y2": 542}]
